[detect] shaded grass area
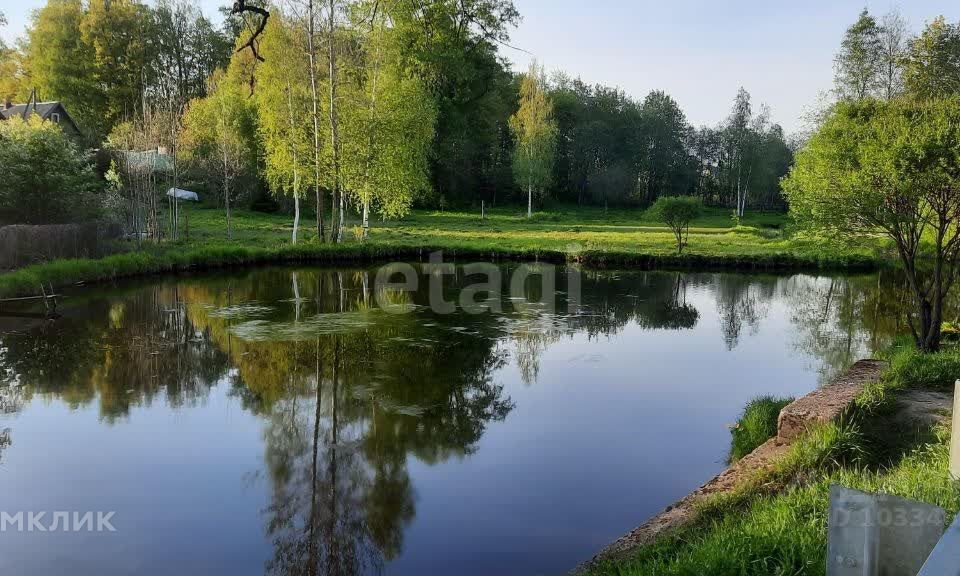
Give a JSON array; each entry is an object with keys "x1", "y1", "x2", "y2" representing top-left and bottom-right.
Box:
[
  {"x1": 728, "y1": 396, "x2": 795, "y2": 463},
  {"x1": 586, "y1": 345, "x2": 960, "y2": 576},
  {"x1": 0, "y1": 206, "x2": 886, "y2": 298}
]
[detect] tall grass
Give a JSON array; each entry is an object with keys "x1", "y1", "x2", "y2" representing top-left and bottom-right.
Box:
[{"x1": 729, "y1": 395, "x2": 794, "y2": 462}]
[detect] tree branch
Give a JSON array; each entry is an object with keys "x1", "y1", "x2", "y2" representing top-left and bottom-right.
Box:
[{"x1": 231, "y1": 0, "x2": 270, "y2": 62}]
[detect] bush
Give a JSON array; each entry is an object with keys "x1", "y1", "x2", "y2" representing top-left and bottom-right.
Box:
[
  {"x1": 0, "y1": 116, "x2": 102, "y2": 224},
  {"x1": 729, "y1": 395, "x2": 794, "y2": 462},
  {"x1": 647, "y1": 196, "x2": 702, "y2": 253}
]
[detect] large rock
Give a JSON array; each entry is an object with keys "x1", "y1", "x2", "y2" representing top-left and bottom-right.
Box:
[{"x1": 777, "y1": 359, "x2": 886, "y2": 443}]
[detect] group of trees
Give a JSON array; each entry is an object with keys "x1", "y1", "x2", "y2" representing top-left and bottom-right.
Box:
[
  {"x1": 2, "y1": 0, "x2": 231, "y2": 142},
  {"x1": 833, "y1": 9, "x2": 960, "y2": 103},
  {"x1": 1, "y1": 0, "x2": 796, "y2": 237},
  {"x1": 531, "y1": 77, "x2": 793, "y2": 214}
]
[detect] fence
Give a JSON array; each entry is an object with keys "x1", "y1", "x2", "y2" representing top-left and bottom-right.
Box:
[{"x1": 0, "y1": 223, "x2": 120, "y2": 270}]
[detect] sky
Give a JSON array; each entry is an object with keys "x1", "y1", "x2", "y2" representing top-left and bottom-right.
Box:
[{"x1": 2, "y1": 0, "x2": 959, "y2": 133}]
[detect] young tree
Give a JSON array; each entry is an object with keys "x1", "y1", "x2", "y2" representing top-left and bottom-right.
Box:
[
  {"x1": 287, "y1": 0, "x2": 330, "y2": 242},
  {"x1": 877, "y1": 9, "x2": 909, "y2": 100},
  {"x1": 509, "y1": 61, "x2": 557, "y2": 218},
  {"x1": 834, "y1": 9, "x2": 882, "y2": 101},
  {"x1": 256, "y1": 12, "x2": 313, "y2": 244},
  {"x1": 648, "y1": 196, "x2": 702, "y2": 254},
  {"x1": 180, "y1": 70, "x2": 258, "y2": 240},
  {"x1": 903, "y1": 16, "x2": 960, "y2": 99},
  {"x1": 784, "y1": 99, "x2": 960, "y2": 352},
  {"x1": 325, "y1": 0, "x2": 344, "y2": 242},
  {"x1": 341, "y1": 1, "x2": 437, "y2": 238},
  {"x1": 725, "y1": 88, "x2": 754, "y2": 218}
]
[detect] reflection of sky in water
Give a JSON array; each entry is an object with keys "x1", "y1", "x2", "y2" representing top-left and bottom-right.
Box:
[{"x1": 0, "y1": 267, "x2": 899, "y2": 575}]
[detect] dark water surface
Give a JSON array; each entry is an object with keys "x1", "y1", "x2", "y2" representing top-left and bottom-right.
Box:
[{"x1": 0, "y1": 264, "x2": 907, "y2": 575}]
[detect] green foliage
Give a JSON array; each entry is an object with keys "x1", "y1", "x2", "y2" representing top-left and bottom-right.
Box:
[
  {"x1": 0, "y1": 116, "x2": 101, "y2": 224},
  {"x1": 180, "y1": 68, "x2": 259, "y2": 206},
  {"x1": 729, "y1": 396, "x2": 794, "y2": 462},
  {"x1": 19, "y1": 0, "x2": 231, "y2": 141},
  {"x1": 636, "y1": 91, "x2": 690, "y2": 205},
  {"x1": 903, "y1": 16, "x2": 960, "y2": 99},
  {"x1": 340, "y1": 3, "x2": 438, "y2": 220},
  {"x1": 253, "y1": 10, "x2": 313, "y2": 206},
  {"x1": 785, "y1": 98, "x2": 960, "y2": 350},
  {"x1": 390, "y1": 0, "x2": 518, "y2": 206},
  {"x1": 834, "y1": 9, "x2": 882, "y2": 100},
  {"x1": 550, "y1": 80, "x2": 642, "y2": 207},
  {"x1": 648, "y1": 196, "x2": 702, "y2": 253},
  {"x1": 510, "y1": 61, "x2": 557, "y2": 214}
]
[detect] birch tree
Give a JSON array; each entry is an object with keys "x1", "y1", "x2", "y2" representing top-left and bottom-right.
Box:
[
  {"x1": 725, "y1": 88, "x2": 753, "y2": 218},
  {"x1": 325, "y1": 0, "x2": 345, "y2": 242},
  {"x1": 341, "y1": 1, "x2": 436, "y2": 238},
  {"x1": 877, "y1": 9, "x2": 909, "y2": 100},
  {"x1": 509, "y1": 61, "x2": 556, "y2": 218},
  {"x1": 256, "y1": 11, "x2": 314, "y2": 244}
]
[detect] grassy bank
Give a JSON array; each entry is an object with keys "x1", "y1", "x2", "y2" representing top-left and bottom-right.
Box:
[
  {"x1": 586, "y1": 343, "x2": 959, "y2": 576},
  {"x1": 728, "y1": 395, "x2": 795, "y2": 462},
  {"x1": 0, "y1": 205, "x2": 886, "y2": 298}
]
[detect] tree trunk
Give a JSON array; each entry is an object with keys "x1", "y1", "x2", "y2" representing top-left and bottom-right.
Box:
[
  {"x1": 287, "y1": 84, "x2": 300, "y2": 245},
  {"x1": 527, "y1": 175, "x2": 532, "y2": 219},
  {"x1": 293, "y1": 194, "x2": 301, "y2": 245},
  {"x1": 327, "y1": 0, "x2": 342, "y2": 243},
  {"x1": 223, "y1": 148, "x2": 232, "y2": 240},
  {"x1": 916, "y1": 297, "x2": 942, "y2": 352},
  {"x1": 307, "y1": 0, "x2": 325, "y2": 243},
  {"x1": 361, "y1": 196, "x2": 369, "y2": 240}
]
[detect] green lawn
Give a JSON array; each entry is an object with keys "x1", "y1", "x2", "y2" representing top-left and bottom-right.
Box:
[
  {"x1": 181, "y1": 204, "x2": 882, "y2": 262},
  {"x1": 0, "y1": 205, "x2": 887, "y2": 299}
]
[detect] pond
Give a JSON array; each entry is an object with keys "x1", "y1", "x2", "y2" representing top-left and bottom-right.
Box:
[{"x1": 0, "y1": 263, "x2": 909, "y2": 575}]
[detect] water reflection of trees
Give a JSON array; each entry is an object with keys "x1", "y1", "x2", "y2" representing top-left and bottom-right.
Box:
[
  {"x1": 0, "y1": 286, "x2": 232, "y2": 420},
  {"x1": 713, "y1": 274, "x2": 774, "y2": 350},
  {"x1": 0, "y1": 263, "x2": 944, "y2": 574}
]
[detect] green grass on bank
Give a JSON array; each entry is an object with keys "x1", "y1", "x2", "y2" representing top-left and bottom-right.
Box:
[
  {"x1": 0, "y1": 205, "x2": 887, "y2": 299},
  {"x1": 587, "y1": 344, "x2": 960, "y2": 576},
  {"x1": 729, "y1": 395, "x2": 795, "y2": 463}
]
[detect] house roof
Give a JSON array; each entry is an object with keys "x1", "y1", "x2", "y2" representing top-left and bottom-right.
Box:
[
  {"x1": 0, "y1": 101, "x2": 61, "y2": 120},
  {"x1": 0, "y1": 101, "x2": 81, "y2": 135},
  {"x1": 119, "y1": 149, "x2": 174, "y2": 173}
]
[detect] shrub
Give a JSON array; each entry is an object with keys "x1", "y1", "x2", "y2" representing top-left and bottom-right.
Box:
[
  {"x1": 729, "y1": 395, "x2": 794, "y2": 462},
  {"x1": 647, "y1": 196, "x2": 702, "y2": 253},
  {"x1": 0, "y1": 116, "x2": 102, "y2": 224}
]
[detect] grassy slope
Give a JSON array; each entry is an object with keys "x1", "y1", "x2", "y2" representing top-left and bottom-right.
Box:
[
  {"x1": 586, "y1": 343, "x2": 959, "y2": 576},
  {"x1": 0, "y1": 206, "x2": 886, "y2": 298}
]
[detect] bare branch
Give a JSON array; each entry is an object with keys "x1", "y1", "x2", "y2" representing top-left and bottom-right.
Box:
[{"x1": 231, "y1": 0, "x2": 271, "y2": 62}]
